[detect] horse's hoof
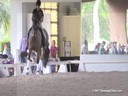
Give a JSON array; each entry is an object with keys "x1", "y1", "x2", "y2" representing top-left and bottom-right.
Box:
[
  {"x1": 26, "y1": 72, "x2": 29, "y2": 75},
  {"x1": 27, "y1": 68, "x2": 29, "y2": 70},
  {"x1": 28, "y1": 59, "x2": 32, "y2": 62},
  {"x1": 40, "y1": 71, "x2": 43, "y2": 74},
  {"x1": 30, "y1": 60, "x2": 32, "y2": 62},
  {"x1": 36, "y1": 72, "x2": 40, "y2": 75}
]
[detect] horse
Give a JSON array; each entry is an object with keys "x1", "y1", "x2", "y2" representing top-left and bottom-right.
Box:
[{"x1": 27, "y1": 18, "x2": 49, "y2": 68}]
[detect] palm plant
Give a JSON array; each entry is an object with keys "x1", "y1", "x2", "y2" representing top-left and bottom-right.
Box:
[
  {"x1": 0, "y1": 0, "x2": 10, "y2": 34},
  {"x1": 0, "y1": 0, "x2": 10, "y2": 51}
]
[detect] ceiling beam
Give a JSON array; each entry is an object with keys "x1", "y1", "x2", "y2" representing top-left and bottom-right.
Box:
[{"x1": 82, "y1": 0, "x2": 95, "y2": 2}]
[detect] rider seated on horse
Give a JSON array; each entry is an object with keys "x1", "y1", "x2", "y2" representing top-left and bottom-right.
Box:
[{"x1": 27, "y1": 0, "x2": 45, "y2": 50}]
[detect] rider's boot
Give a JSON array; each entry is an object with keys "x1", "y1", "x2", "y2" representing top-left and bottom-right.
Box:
[
  {"x1": 26, "y1": 27, "x2": 32, "y2": 51},
  {"x1": 38, "y1": 28, "x2": 45, "y2": 48}
]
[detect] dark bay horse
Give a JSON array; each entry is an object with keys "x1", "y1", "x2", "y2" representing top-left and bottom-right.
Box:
[{"x1": 27, "y1": 21, "x2": 49, "y2": 68}]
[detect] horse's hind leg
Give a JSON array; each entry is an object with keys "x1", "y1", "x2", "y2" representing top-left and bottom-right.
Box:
[
  {"x1": 37, "y1": 50, "x2": 41, "y2": 64},
  {"x1": 43, "y1": 46, "x2": 49, "y2": 68},
  {"x1": 37, "y1": 57, "x2": 39, "y2": 64}
]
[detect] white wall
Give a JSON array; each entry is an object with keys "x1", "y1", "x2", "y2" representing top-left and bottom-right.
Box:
[
  {"x1": 58, "y1": 2, "x2": 81, "y2": 57},
  {"x1": 60, "y1": 16, "x2": 81, "y2": 56},
  {"x1": 10, "y1": 0, "x2": 22, "y2": 63},
  {"x1": 22, "y1": 3, "x2": 35, "y2": 35}
]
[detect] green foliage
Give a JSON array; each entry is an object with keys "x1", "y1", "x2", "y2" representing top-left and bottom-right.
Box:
[
  {"x1": 0, "y1": 0, "x2": 10, "y2": 52},
  {"x1": 0, "y1": 0, "x2": 10, "y2": 33},
  {"x1": 81, "y1": 0, "x2": 110, "y2": 43},
  {"x1": 0, "y1": 41, "x2": 10, "y2": 52},
  {"x1": 81, "y1": 2, "x2": 95, "y2": 43},
  {"x1": 98, "y1": 0, "x2": 110, "y2": 41}
]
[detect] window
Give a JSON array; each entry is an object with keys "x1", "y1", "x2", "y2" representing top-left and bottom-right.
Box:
[{"x1": 41, "y1": 2, "x2": 58, "y2": 46}]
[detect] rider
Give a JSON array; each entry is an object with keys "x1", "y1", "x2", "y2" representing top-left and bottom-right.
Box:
[
  {"x1": 32, "y1": 0, "x2": 44, "y2": 24},
  {"x1": 27, "y1": 0, "x2": 45, "y2": 50}
]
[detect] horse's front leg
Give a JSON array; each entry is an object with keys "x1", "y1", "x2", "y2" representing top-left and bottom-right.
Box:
[
  {"x1": 28, "y1": 49, "x2": 32, "y2": 62},
  {"x1": 37, "y1": 49, "x2": 43, "y2": 74},
  {"x1": 25, "y1": 49, "x2": 32, "y2": 74}
]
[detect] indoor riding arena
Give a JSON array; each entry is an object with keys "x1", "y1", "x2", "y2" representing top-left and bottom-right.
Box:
[{"x1": 0, "y1": 0, "x2": 128, "y2": 96}]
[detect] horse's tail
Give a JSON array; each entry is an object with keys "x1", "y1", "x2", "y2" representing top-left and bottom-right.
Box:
[{"x1": 42, "y1": 46, "x2": 50, "y2": 68}]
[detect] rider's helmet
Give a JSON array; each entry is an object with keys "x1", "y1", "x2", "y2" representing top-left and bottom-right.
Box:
[{"x1": 36, "y1": 0, "x2": 41, "y2": 6}]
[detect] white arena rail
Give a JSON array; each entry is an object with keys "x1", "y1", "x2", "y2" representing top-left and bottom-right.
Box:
[
  {"x1": 0, "y1": 63, "x2": 27, "y2": 76},
  {"x1": 1, "y1": 54, "x2": 128, "y2": 76},
  {"x1": 48, "y1": 60, "x2": 80, "y2": 73},
  {"x1": 79, "y1": 54, "x2": 128, "y2": 72},
  {"x1": 0, "y1": 60, "x2": 80, "y2": 76}
]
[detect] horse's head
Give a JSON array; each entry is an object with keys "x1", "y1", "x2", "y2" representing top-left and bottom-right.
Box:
[
  {"x1": 32, "y1": 14, "x2": 40, "y2": 25},
  {"x1": 32, "y1": 14, "x2": 41, "y2": 34},
  {"x1": 33, "y1": 24, "x2": 38, "y2": 31}
]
